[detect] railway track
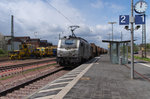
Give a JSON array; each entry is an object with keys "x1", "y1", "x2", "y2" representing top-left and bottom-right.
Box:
[
  {"x1": 0, "y1": 58, "x2": 9, "y2": 62},
  {"x1": 0, "y1": 58, "x2": 56, "y2": 70},
  {"x1": 0, "y1": 58, "x2": 57, "y2": 94},
  {"x1": 0, "y1": 57, "x2": 56, "y2": 66},
  {"x1": 0, "y1": 65, "x2": 68, "y2": 98}
]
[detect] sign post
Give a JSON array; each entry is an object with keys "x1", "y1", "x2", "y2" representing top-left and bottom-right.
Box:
[{"x1": 119, "y1": 0, "x2": 147, "y2": 79}]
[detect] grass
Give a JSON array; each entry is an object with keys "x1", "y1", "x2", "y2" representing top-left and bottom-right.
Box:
[
  {"x1": 128, "y1": 55, "x2": 150, "y2": 62},
  {"x1": 0, "y1": 63, "x2": 57, "y2": 80},
  {"x1": 0, "y1": 49, "x2": 8, "y2": 57},
  {"x1": 22, "y1": 63, "x2": 57, "y2": 74},
  {"x1": 134, "y1": 56, "x2": 150, "y2": 62},
  {"x1": 0, "y1": 54, "x2": 8, "y2": 57},
  {"x1": 0, "y1": 75, "x2": 15, "y2": 80}
]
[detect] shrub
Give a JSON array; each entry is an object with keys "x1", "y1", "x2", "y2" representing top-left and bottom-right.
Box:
[{"x1": 0, "y1": 49, "x2": 4, "y2": 54}]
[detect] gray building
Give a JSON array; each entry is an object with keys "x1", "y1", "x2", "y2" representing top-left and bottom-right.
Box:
[
  {"x1": 4, "y1": 36, "x2": 30, "y2": 51},
  {"x1": 7, "y1": 38, "x2": 23, "y2": 51},
  {"x1": 0, "y1": 33, "x2": 6, "y2": 50}
]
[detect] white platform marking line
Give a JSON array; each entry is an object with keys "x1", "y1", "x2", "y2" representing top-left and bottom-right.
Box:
[
  {"x1": 61, "y1": 75, "x2": 78, "y2": 78},
  {"x1": 53, "y1": 63, "x2": 93, "y2": 99},
  {"x1": 34, "y1": 95, "x2": 55, "y2": 99},
  {"x1": 49, "y1": 82, "x2": 70, "y2": 86},
  {"x1": 63, "y1": 74, "x2": 78, "y2": 76},
  {"x1": 61, "y1": 75, "x2": 77, "y2": 78},
  {"x1": 54, "y1": 78, "x2": 73, "y2": 82},
  {"x1": 69, "y1": 71, "x2": 81, "y2": 73},
  {"x1": 69, "y1": 72, "x2": 81, "y2": 74},
  {"x1": 68, "y1": 70, "x2": 83, "y2": 73},
  {"x1": 57, "y1": 77, "x2": 74, "y2": 80},
  {"x1": 71, "y1": 72, "x2": 81, "y2": 74},
  {"x1": 70, "y1": 72, "x2": 81, "y2": 74},
  {"x1": 72, "y1": 70, "x2": 82, "y2": 72},
  {"x1": 38, "y1": 87, "x2": 64, "y2": 93},
  {"x1": 138, "y1": 63, "x2": 150, "y2": 68}
]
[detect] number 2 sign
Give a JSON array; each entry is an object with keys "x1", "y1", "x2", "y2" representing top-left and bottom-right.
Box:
[{"x1": 119, "y1": 15, "x2": 129, "y2": 25}]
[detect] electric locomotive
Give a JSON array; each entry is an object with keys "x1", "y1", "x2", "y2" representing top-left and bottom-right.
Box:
[{"x1": 57, "y1": 36, "x2": 91, "y2": 66}]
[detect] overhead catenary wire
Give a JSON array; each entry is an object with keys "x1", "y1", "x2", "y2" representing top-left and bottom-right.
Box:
[{"x1": 45, "y1": 0, "x2": 73, "y2": 24}]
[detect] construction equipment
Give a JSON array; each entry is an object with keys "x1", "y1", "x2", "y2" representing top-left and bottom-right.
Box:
[{"x1": 9, "y1": 44, "x2": 35, "y2": 59}]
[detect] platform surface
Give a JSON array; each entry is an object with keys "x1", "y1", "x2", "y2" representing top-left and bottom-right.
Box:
[{"x1": 27, "y1": 55, "x2": 150, "y2": 99}]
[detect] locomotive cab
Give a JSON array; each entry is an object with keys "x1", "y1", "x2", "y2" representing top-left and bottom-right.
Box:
[{"x1": 57, "y1": 36, "x2": 91, "y2": 66}]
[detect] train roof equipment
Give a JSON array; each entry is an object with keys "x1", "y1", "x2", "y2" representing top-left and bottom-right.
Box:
[{"x1": 69, "y1": 25, "x2": 80, "y2": 37}]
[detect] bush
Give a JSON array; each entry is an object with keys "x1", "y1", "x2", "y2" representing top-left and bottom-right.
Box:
[{"x1": 0, "y1": 49, "x2": 5, "y2": 54}]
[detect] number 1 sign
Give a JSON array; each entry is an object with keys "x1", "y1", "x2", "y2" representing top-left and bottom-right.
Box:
[
  {"x1": 119, "y1": 15, "x2": 129, "y2": 25},
  {"x1": 135, "y1": 15, "x2": 145, "y2": 24}
]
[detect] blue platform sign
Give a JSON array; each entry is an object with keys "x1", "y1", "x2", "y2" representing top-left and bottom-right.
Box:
[
  {"x1": 135, "y1": 15, "x2": 145, "y2": 24},
  {"x1": 119, "y1": 15, "x2": 129, "y2": 25}
]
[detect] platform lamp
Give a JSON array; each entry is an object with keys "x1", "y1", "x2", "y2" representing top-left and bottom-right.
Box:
[
  {"x1": 124, "y1": 25, "x2": 140, "y2": 31},
  {"x1": 108, "y1": 22, "x2": 117, "y2": 41}
]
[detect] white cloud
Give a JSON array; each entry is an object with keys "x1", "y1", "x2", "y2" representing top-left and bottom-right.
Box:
[
  {"x1": 0, "y1": 0, "x2": 85, "y2": 44},
  {"x1": 91, "y1": 0, "x2": 125, "y2": 13},
  {"x1": 0, "y1": 0, "x2": 147, "y2": 49},
  {"x1": 110, "y1": 4, "x2": 124, "y2": 10},
  {"x1": 73, "y1": 24, "x2": 111, "y2": 48},
  {"x1": 0, "y1": 0, "x2": 112, "y2": 48},
  {"x1": 96, "y1": 24, "x2": 110, "y2": 31},
  {"x1": 91, "y1": 0, "x2": 104, "y2": 8}
]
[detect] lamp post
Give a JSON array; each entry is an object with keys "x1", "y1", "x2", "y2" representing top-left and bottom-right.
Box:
[
  {"x1": 131, "y1": 0, "x2": 134, "y2": 79},
  {"x1": 121, "y1": 31, "x2": 123, "y2": 41},
  {"x1": 124, "y1": 0, "x2": 141, "y2": 79},
  {"x1": 124, "y1": 25, "x2": 140, "y2": 79},
  {"x1": 34, "y1": 32, "x2": 38, "y2": 38},
  {"x1": 108, "y1": 22, "x2": 117, "y2": 41},
  {"x1": 11, "y1": 15, "x2": 14, "y2": 51},
  {"x1": 107, "y1": 33, "x2": 111, "y2": 41},
  {"x1": 59, "y1": 32, "x2": 64, "y2": 40}
]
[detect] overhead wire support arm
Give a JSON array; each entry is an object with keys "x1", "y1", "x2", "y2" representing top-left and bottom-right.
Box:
[{"x1": 69, "y1": 25, "x2": 80, "y2": 37}]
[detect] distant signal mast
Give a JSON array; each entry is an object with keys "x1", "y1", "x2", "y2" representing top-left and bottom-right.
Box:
[
  {"x1": 69, "y1": 25, "x2": 80, "y2": 37},
  {"x1": 11, "y1": 15, "x2": 14, "y2": 51}
]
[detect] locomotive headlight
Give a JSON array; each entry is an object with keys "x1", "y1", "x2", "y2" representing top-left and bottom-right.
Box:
[
  {"x1": 71, "y1": 50, "x2": 78, "y2": 57},
  {"x1": 57, "y1": 50, "x2": 63, "y2": 57}
]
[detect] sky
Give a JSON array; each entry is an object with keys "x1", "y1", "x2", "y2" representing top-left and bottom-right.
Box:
[{"x1": 0, "y1": 0, "x2": 150, "y2": 48}]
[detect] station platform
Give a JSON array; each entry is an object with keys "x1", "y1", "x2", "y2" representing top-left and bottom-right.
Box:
[{"x1": 27, "y1": 55, "x2": 150, "y2": 99}]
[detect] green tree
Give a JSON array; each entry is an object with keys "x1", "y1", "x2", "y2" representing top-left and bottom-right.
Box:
[
  {"x1": 128, "y1": 43, "x2": 139, "y2": 53},
  {"x1": 0, "y1": 49, "x2": 4, "y2": 54}
]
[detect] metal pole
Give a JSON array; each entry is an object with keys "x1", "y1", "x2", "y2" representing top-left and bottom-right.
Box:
[
  {"x1": 121, "y1": 31, "x2": 123, "y2": 41},
  {"x1": 11, "y1": 15, "x2": 14, "y2": 51},
  {"x1": 131, "y1": 0, "x2": 134, "y2": 79},
  {"x1": 107, "y1": 33, "x2": 111, "y2": 41},
  {"x1": 142, "y1": 14, "x2": 146, "y2": 58},
  {"x1": 108, "y1": 22, "x2": 116, "y2": 41},
  {"x1": 144, "y1": 23, "x2": 146, "y2": 58},
  {"x1": 112, "y1": 24, "x2": 113, "y2": 41},
  {"x1": 59, "y1": 33, "x2": 60, "y2": 40}
]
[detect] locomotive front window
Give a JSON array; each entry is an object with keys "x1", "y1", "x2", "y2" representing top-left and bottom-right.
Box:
[
  {"x1": 61, "y1": 39, "x2": 77, "y2": 48},
  {"x1": 65, "y1": 40, "x2": 75, "y2": 45}
]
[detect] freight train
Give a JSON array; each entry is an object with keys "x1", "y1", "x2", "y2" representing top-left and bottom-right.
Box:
[
  {"x1": 57, "y1": 36, "x2": 107, "y2": 66},
  {"x1": 8, "y1": 44, "x2": 57, "y2": 60}
]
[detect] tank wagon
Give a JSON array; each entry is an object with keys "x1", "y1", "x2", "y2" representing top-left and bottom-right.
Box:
[
  {"x1": 90, "y1": 43, "x2": 98, "y2": 57},
  {"x1": 90, "y1": 43, "x2": 105, "y2": 57},
  {"x1": 57, "y1": 36, "x2": 91, "y2": 66}
]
